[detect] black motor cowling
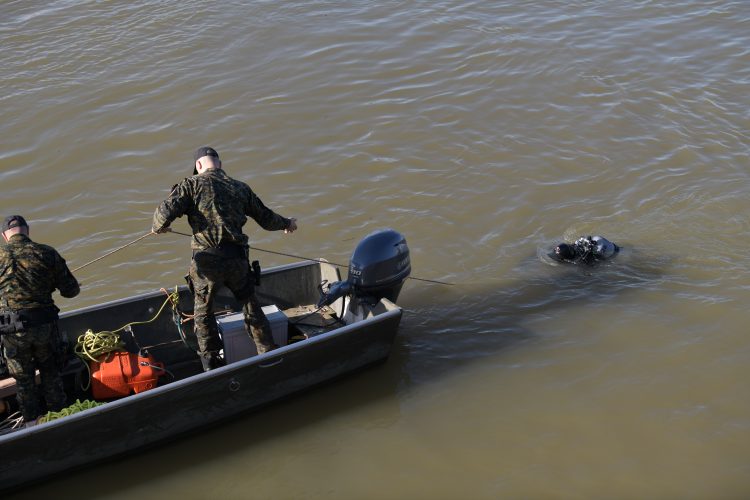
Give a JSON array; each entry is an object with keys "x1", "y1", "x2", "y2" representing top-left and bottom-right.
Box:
[
  {"x1": 348, "y1": 228, "x2": 411, "y2": 302},
  {"x1": 318, "y1": 228, "x2": 411, "y2": 307}
]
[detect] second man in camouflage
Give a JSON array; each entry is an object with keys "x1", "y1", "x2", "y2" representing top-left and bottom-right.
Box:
[
  {"x1": 0, "y1": 215, "x2": 80, "y2": 422},
  {"x1": 152, "y1": 147, "x2": 297, "y2": 371}
]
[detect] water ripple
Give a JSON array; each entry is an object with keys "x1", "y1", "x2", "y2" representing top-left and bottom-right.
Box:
[{"x1": 3, "y1": 0, "x2": 750, "y2": 496}]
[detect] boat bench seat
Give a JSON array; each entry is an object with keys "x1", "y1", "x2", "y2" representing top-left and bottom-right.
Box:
[{"x1": 0, "y1": 372, "x2": 40, "y2": 399}]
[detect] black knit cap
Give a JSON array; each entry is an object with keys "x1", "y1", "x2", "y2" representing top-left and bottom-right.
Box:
[
  {"x1": 2, "y1": 215, "x2": 28, "y2": 232},
  {"x1": 193, "y1": 146, "x2": 219, "y2": 175}
]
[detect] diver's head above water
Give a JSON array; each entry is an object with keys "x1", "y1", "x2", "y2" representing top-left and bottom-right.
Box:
[
  {"x1": 554, "y1": 243, "x2": 577, "y2": 261},
  {"x1": 551, "y1": 235, "x2": 620, "y2": 265}
]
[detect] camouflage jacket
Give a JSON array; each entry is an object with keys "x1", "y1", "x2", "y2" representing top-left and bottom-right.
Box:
[
  {"x1": 0, "y1": 234, "x2": 80, "y2": 310},
  {"x1": 152, "y1": 168, "x2": 291, "y2": 251}
]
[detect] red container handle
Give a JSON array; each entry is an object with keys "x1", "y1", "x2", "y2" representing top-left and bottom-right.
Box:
[{"x1": 139, "y1": 360, "x2": 166, "y2": 373}]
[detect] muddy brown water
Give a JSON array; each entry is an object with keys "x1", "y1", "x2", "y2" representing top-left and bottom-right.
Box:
[{"x1": 2, "y1": 1, "x2": 749, "y2": 498}]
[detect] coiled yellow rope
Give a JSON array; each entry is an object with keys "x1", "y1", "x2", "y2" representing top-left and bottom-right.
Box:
[
  {"x1": 74, "y1": 288, "x2": 179, "y2": 360},
  {"x1": 74, "y1": 331, "x2": 125, "y2": 363}
]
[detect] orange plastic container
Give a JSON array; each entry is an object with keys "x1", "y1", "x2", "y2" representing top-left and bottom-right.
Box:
[{"x1": 90, "y1": 351, "x2": 165, "y2": 400}]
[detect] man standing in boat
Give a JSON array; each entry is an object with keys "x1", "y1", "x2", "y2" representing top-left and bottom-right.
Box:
[
  {"x1": 152, "y1": 146, "x2": 297, "y2": 371},
  {"x1": 0, "y1": 215, "x2": 80, "y2": 423}
]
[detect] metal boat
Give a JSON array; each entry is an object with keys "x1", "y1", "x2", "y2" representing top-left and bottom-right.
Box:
[{"x1": 0, "y1": 229, "x2": 411, "y2": 492}]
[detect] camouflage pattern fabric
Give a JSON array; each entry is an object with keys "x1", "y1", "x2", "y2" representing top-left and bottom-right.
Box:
[
  {"x1": 152, "y1": 168, "x2": 290, "y2": 251},
  {"x1": 0, "y1": 233, "x2": 79, "y2": 421},
  {"x1": 2, "y1": 323, "x2": 67, "y2": 421},
  {"x1": 189, "y1": 253, "x2": 276, "y2": 368},
  {"x1": 0, "y1": 234, "x2": 80, "y2": 310},
  {"x1": 153, "y1": 168, "x2": 291, "y2": 369}
]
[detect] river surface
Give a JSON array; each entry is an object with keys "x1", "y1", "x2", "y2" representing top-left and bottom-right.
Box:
[{"x1": 2, "y1": 1, "x2": 750, "y2": 498}]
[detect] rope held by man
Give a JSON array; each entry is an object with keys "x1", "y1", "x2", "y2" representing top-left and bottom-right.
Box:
[
  {"x1": 167, "y1": 229, "x2": 455, "y2": 286},
  {"x1": 72, "y1": 232, "x2": 154, "y2": 272},
  {"x1": 68, "y1": 226, "x2": 454, "y2": 286}
]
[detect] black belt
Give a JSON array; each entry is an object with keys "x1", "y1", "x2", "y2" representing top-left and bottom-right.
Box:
[
  {"x1": 192, "y1": 242, "x2": 246, "y2": 259},
  {"x1": 19, "y1": 306, "x2": 58, "y2": 327},
  {"x1": 0, "y1": 306, "x2": 57, "y2": 334}
]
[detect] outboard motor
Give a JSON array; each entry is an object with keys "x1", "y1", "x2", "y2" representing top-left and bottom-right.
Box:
[{"x1": 318, "y1": 229, "x2": 411, "y2": 307}]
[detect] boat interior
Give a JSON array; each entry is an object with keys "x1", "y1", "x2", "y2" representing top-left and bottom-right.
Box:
[{"x1": 0, "y1": 260, "x2": 395, "y2": 425}]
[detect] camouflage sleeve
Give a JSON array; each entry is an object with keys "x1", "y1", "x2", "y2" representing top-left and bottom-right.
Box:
[
  {"x1": 153, "y1": 181, "x2": 193, "y2": 232},
  {"x1": 54, "y1": 251, "x2": 80, "y2": 298},
  {"x1": 244, "y1": 187, "x2": 290, "y2": 231}
]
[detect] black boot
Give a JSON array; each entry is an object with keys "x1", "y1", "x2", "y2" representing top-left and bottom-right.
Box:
[{"x1": 199, "y1": 351, "x2": 226, "y2": 372}]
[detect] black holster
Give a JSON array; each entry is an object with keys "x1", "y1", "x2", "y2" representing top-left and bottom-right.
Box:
[
  {"x1": 185, "y1": 273, "x2": 195, "y2": 295},
  {"x1": 0, "y1": 310, "x2": 24, "y2": 336},
  {"x1": 252, "y1": 260, "x2": 261, "y2": 286}
]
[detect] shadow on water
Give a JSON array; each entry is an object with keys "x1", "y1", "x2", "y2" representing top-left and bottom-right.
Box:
[
  {"x1": 7, "y1": 358, "x2": 406, "y2": 498},
  {"x1": 7, "y1": 250, "x2": 669, "y2": 498},
  {"x1": 397, "y1": 247, "x2": 670, "y2": 385}
]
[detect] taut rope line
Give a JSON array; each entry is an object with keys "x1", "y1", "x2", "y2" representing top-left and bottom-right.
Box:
[
  {"x1": 168, "y1": 229, "x2": 454, "y2": 286},
  {"x1": 68, "y1": 228, "x2": 454, "y2": 286},
  {"x1": 72, "y1": 232, "x2": 154, "y2": 273}
]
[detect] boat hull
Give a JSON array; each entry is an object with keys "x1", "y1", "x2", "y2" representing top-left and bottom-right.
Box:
[{"x1": 0, "y1": 260, "x2": 403, "y2": 491}]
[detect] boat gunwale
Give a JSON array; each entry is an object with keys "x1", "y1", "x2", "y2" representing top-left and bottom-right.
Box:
[{"x1": 58, "y1": 259, "x2": 324, "y2": 319}]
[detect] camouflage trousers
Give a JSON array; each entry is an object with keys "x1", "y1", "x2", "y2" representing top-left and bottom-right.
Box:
[
  {"x1": 189, "y1": 252, "x2": 276, "y2": 370},
  {"x1": 2, "y1": 322, "x2": 66, "y2": 421}
]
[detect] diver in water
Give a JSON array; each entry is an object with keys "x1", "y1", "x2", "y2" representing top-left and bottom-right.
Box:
[{"x1": 551, "y1": 235, "x2": 620, "y2": 265}]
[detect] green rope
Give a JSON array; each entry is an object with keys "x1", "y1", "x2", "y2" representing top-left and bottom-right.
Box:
[
  {"x1": 38, "y1": 399, "x2": 104, "y2": 423},
  {"x1": 74, "y1": 330, "x2": 125, "y2": 391},
  {"x1": 74, "y1": 330, "x2": 126, "y2": 363},
  {"x1": 74, "y1": 289, "x2": 180, "y2": 360}
]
